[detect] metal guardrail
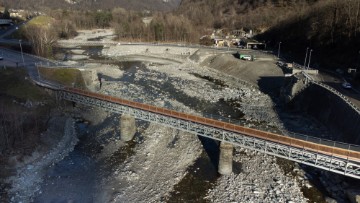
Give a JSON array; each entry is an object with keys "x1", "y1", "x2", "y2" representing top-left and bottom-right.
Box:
[
  {"x1": 200, "y1": 111, "x2": 360, "y2": 153},
  {"x1": 313, "y1": 81, "x2": 360, "y2": 113},
  {"x1": 34, "y1": 61, "x2": 84, "y2": 68},
  {"x1": 302, "y1": 71, "x2": 360, "y2": 114}
]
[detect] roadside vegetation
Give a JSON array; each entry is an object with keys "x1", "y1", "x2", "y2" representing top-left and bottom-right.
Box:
[
  {"x1": 0, "y1": 67, "x2": 48, "y2": 101},
  {"x1": 0, "y1": 67, "x2": 54, "y2": 161}
]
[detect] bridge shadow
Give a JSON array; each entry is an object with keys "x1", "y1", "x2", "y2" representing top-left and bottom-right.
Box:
[
  {"x1": 257, "y1": 76, "x2": 330, "y2": 139},
  {"x1": 197, "y1": 136, "x2": 242, "y2": 174},
  {"x1": 257, "y1": 76, "x2": 285, "y2": 102},
  {"x1": 258, "y1": 75, "x2": 360, "y2": 144},
  {"x1": 197, "y1": 135, "x2": 219, "y2": 170}
]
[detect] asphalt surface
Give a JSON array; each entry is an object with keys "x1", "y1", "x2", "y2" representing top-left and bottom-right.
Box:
[{"x1": 0, "y1": 48, "x2": 38, "y2": 67}]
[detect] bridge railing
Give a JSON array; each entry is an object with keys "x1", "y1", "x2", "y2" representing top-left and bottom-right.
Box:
[
  {"x1": 302, "y1": 71, "x2": 360, "y2": 114},
  {"x1": 35, "y1": 61, "x2": 84, "y2": 68},
  {"x1": 200, "y1": 111, "x2": 360, "y2": 152},
  {"x1": 63, "y1": 87, "x2": 360, "y2": 163}
]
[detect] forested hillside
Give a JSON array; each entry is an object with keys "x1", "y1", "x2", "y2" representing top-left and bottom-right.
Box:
[
  {"x1": 0, "y1": 0, "x2": 181, "y2": 11},
  {"x1": 176, "y1": 0, "x2": 318, "y2": 31},
  {"x1": 177, "y1": 0, "x2": 360, "y2": 69},
  {"x1": 258, "y1": 0, "x2": 360, "y2": 69},
  {"x1": 3, "y1": 0, "x2": 360, "y2": 69}
]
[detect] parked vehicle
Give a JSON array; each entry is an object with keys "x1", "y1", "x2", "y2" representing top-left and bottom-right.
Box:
[
  {"x1": 241, "y1": 55, "x2": 252, "y2": 61},
  {"x1": 240, "y1": 54, "x2": 255, "y2": 61}
]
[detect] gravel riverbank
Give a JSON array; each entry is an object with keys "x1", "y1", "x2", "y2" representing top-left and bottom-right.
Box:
[{"x1": 6, "y1": 117, "x2": 77, "y2": 203}]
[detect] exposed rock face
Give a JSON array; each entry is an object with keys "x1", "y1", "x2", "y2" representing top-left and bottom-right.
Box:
[
  {"x1": 280, "y1": 73, "x2": 309, "y2": 104},
  {"x1": 120, "y1": 114, "x2": 136, "y2": 141}
]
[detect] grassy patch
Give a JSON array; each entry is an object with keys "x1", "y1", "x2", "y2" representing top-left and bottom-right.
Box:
[
  {"x1": 39, "y1": 67, "x2": 86, "y2": 89},
  {"x1": 9, "y1": 15, "x2": 54, "y2": 39},
  {"x1": 0, "y1": 67, "x2": 48, "y2": 101},
  {"x1": 27, "y1": 16, "x2": 54, "y2": 27}
]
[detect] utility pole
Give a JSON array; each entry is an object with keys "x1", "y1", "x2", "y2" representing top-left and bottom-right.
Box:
[
  {"x1": 304, "y1": 47, "x2": 309, "y2": 69},
  {"x1": 277, "y1": 42, "x2": 282, "y2": 58},
  {"x1": 307, "y1": 49, "x2": 313, "y2": 69},
  {"x1": 19, "y1": 40, "x2": 25, "y2": 67}
]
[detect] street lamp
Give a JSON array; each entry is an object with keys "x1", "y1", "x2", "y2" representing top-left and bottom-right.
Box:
[
  {"x1": 277, "y1": 42, "x2": 282, "y2": 58},
  {"x1": 356, "y1": 50, "x2": 360, "y2": 73},
  {"x1": 19, "y1": 39, "x2": 25, "y2": 67},
  {"x1": 303, "y1": 47, "x2": 309, "y2": 69},
  {"x1": 307, "y1": 49, "x2": 313, "y2": 69}
]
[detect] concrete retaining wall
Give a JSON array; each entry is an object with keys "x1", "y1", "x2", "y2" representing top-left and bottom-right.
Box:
[
  {"x1": 292, "y1": 69, "x2": 319, "y2": 74},
  {"x1": 106, "y1": 44, "x2": 198, "y2": 57}
]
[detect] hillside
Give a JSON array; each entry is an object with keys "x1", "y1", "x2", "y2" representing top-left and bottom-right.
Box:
[
  {"x1": 176, "y1": 0, "x2": 319, "y2": 30},
  {"x1": 176, "y1": 0, "x2": 360, "y2": 72},
  {"x1": 257, "y1": 0, "x2": 360, "y2": 71},
  {"x1": 4, "y1": 0, "x2": 360, "y2": 72},
  {"x1": 0, "y1": 0, "x2": 181, "y2": 11}
]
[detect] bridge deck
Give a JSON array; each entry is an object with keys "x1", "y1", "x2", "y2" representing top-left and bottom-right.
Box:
[{"x1": 60, "y1": 87, "x2": 360, "y2": 179}]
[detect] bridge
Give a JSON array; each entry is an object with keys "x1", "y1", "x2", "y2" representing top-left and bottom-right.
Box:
[
  {"x1": 50, "y1": 86, "x2": 360, "y2": 179},
  {"x1": 3, "y1": 47, "x2": 360, "y2": 179}
]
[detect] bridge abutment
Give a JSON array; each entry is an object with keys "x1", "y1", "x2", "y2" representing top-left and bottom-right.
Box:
[
  {"x1": 218, "y1": 142, "x2": 233, "y2": 175},
  {"x1": 120, "y1": 114, "x2": 136, "y2": 141}
]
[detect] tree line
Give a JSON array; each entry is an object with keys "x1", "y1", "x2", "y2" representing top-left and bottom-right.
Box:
[{"x1": 16, "y1": 0, "x2": 360, "y2": 69}]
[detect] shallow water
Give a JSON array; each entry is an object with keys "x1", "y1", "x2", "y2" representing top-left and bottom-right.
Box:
[{"x1": 33, "y1": 123, "x2": 98, "y2": 203}]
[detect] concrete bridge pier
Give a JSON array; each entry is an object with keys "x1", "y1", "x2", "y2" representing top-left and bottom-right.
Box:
[
  {"x1": 120, "y1": 114, "x2": 136, "y2": 141},
  {"x1": 218, "y1": 142, "x2": 233, "y2": 175}
]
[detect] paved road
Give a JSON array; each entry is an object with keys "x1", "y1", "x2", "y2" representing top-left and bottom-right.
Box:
[
  {"x1": 0, "y1": 48, "x2": 38, "y2": 67},
  {"x1": 0, "y1": 21, "x2": 27, "y2": 39}
]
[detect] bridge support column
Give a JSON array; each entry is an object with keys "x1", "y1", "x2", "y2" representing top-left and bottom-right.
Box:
[
  {"x1": 120, "y1": 114, "x2": 136, "y2": 141},
  {"x1": 218, "y1": 142, "x2": 233, "y2": 175}
]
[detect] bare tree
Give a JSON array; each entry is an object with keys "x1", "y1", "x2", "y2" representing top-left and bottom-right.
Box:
[{"x1": 23, "y1": 24, "x2": 58, "y2": 57}]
